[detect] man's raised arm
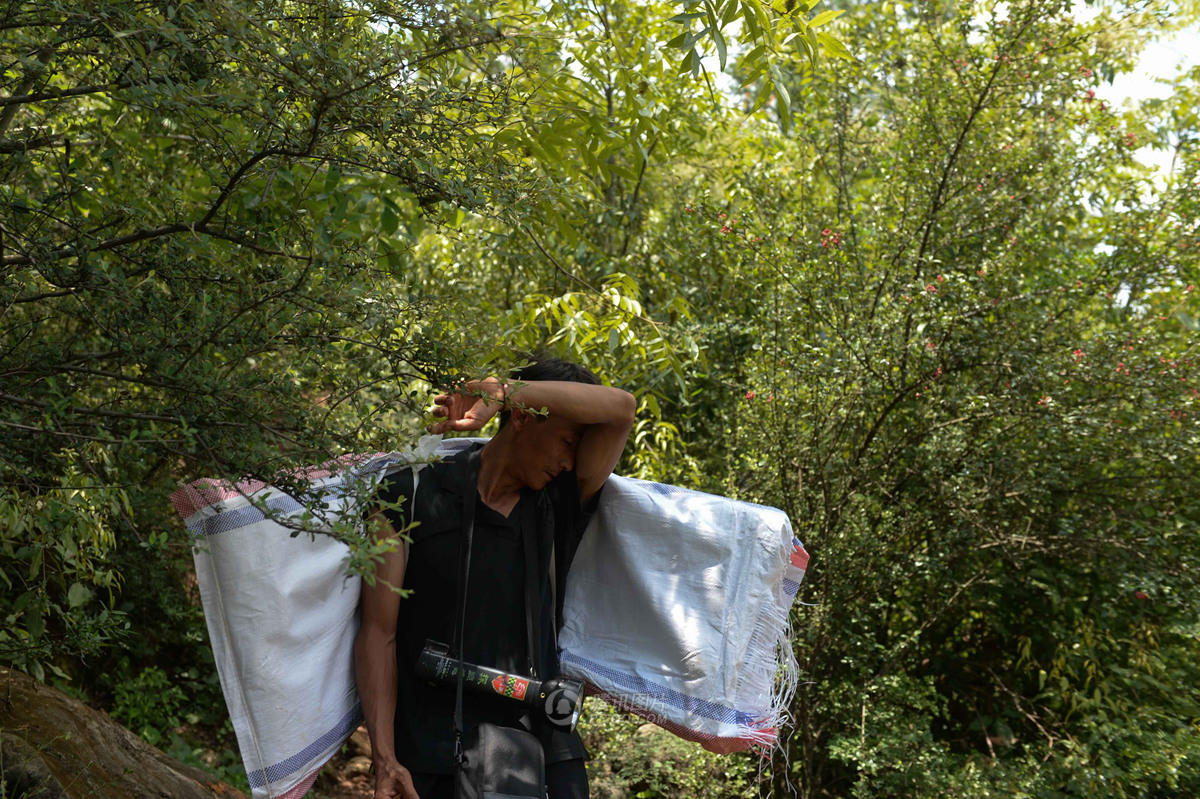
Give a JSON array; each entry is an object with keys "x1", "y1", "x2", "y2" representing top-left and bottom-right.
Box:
[{"x1": 430, "y1": 377, "x2": 635, "y2": 502}]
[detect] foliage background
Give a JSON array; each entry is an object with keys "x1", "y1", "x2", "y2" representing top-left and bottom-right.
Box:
[{"x1": 2, "y1": 0, "x2": 1197, "y2": 796}]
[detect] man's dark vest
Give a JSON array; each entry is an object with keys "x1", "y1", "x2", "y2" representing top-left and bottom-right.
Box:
[{"x1": 377, "y1": 443, "x2": 589, "y2": 774}]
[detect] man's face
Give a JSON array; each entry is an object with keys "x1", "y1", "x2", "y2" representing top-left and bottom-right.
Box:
[{"x1": 514, "y1": 415, "x2": 583, "y2": 489}]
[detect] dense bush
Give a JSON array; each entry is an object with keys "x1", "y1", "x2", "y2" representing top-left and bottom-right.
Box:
[{"x1": 581, "y1": 702, "x2": 757, "y2": 799}]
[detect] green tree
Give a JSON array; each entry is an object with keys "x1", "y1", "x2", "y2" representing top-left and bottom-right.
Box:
[
  {"x1": 2, "y1": 0, "x2": 483, "y2": 680},
  {"x1": 595, "y1": 0, "x2": 1200, "y2": 794},
  {"x1": 421, "y1": 0, "x2": 1199, "y2": 795},
  {"x1": 0, "y1": 4, "x2": 847, "y2": 769},
  {"x1": 0, "y1": 0, "x2": 842, "y2": 672}
]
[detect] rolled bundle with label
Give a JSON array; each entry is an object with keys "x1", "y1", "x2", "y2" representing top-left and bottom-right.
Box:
[{"x1": 559, "y1": 477, "x2": 807, "y2": 752}]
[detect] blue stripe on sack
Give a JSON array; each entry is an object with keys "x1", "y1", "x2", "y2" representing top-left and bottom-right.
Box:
[
  {"x1": 247, "y1": 704, "x2": 363, "y2": 789},
  {"x1": 186, "y1": 493, "x2": 308, "y2": 537},
  {"x1": 560, "y1": 650, "x2": 756, "y2": 727}
]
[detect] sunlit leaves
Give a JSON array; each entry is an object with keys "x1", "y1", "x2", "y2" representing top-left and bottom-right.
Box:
[{"x1": 661, "y1": 0, "x2": 850, "y2": 131}]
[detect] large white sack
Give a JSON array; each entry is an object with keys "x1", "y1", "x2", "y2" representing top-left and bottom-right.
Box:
[
  {"x1": 559, "y1": 477, "x2": 807, "y2": 751},
  {"x1": 172, "y1": 454, "x2": 392, "y2": 799}
]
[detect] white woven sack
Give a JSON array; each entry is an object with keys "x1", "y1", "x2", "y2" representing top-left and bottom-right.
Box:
[
  {"x1": 173, "y1": 442, "x2": 440, "y2": 799},
  {"x1": 559, "y1": 476, "x2": 807, "y2": 750}
]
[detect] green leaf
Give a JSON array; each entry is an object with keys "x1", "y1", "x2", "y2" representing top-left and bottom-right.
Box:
[
  {"x1": 751, "y1": 77, "x2": 775, "y2": 114},
  {"x1": 665, "y1": 31, "x2": 691, "y2": 50},
  {"x1": 809, "y1": 8, "x2": 844, "y2": 27},
  {"x1": 721, "y1": 0, "x2": 741, "y2": 25},
  {"x1": 26, "y1": 599, "x2": 44, "y2": 641},
  {"x1": 741, "y1": 0, "x2": 761, "y2": 39},
  {"x1": 381, "y1": 206, "x2": 399, "y2": 236},
  {"x1": 323, "y1": 167, "x2": 341, "y2": 194},
  {"x1": 753, "y1": 1, "x2": 775, "y2": 47},
  {"x1": 27, "y1": 545, "x2": 42, "y2": 580},
  {"x1": 771, "y1": 64, "x2": 792, "y2": 131},
  {"x1": 804, "y1": 25, "x2": 821, "y2": 63},
  {"x1": 680, "y1": 49, "x2": 700, "y2": 76},
  {"x1": 67, "y1": 582, "x2": 92, "y2": 608},
  {"x1": 331, "y1": 191, "x2": 349, "y2": 222},
  {"x1": 713, "y1": 28, "x2": 728, "y2": 71},
  {"x1": 817, "y1": 30, "x2": 852, "y2": 59}
]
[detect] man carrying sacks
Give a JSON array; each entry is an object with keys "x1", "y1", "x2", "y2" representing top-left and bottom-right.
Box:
[{"x1": 354, "y1": 359, "x2": 635, "y2": 799}]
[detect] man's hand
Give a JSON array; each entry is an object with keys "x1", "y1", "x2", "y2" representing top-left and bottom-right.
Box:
[
  {"x1": 429, "y1": 378, "x2": 505, "y2": 433},
  {"x1": 373, "y1": 759, "x2": 420, "y2": 799}
]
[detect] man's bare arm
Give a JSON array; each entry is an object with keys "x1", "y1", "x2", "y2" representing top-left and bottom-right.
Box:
[
  {"x1": 354, "y1": 510, "x2": 420, "y2": 799},
  {"x1": 516, "y1": 381, "x2": 635, "y2": 502},
  {"x1": 430, "y1": 378, "x2": 635, "y2": 501}
]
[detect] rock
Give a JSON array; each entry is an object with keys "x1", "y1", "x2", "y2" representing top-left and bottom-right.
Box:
[
  {"x1": 347, "y1": 725, "x2": 371, "y2": 758},
  {"x1": 635, "y1": 722, "x2": 666, "y2": 738},
  {"x1": 343, "y1": 756, "x2": 373, "y2": 779},
  {"x1": 0, "y1": 666, "x2": 248, "y2": 799},
  {"x1": 0, "y1": 734, "x2": 67, "y2": 799}
]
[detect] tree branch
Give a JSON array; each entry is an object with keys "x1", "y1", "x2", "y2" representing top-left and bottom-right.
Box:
[
  {"x1": 0, "y1": 134, "x2": 63, "y2": 153},
  {"x1": 0, "y1": 79, "x2": 151, "y2": 109},
  {"x1": 0, "y1": 391, "x2": 246, "y2": 427},
  {"x1": 0, "y1": 27, "x2": 63, "y2": 138}
]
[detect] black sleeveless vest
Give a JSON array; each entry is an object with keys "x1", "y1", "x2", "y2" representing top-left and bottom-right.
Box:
[{"x1": 376, "y1": 443, "x2": 590, "y2": 773}]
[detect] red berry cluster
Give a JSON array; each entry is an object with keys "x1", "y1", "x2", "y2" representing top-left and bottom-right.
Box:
[{"x1": 820, "y1": 228, "x2": 841, "y2": 248}]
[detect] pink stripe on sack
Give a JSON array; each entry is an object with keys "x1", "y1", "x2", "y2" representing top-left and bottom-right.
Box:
[
  {"x1": 586, "y1": 686, "x2": 773, "y2": 754},
  {"x1": 277, "y1": 768, "x2": 321, "y2": 799},
  {"x1": 170, "y1": 478, "x2": 267, "y2": 519},
  {"x1": 169, "y1": 453, "x2": 388, "y2": 518},
  {"x1": 290, "y1": 452, "x2": 382, "y2": 481}
]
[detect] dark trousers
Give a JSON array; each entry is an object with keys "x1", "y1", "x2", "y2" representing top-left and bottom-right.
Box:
[{"x1": 411, "y1": 758, "x2": 588, "y2": 799}]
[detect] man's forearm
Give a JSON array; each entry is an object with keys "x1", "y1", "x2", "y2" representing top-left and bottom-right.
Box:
[
  {"x1": 354, "y1": 627, "x2": 400, "y2": 765},
  {"x1": 500, "y1": 380, "x2": 635, "y2": 426}
]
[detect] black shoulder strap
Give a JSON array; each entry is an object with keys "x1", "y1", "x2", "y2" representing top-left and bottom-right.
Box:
[
  {"x1": 519, "y1": 496, "x2": 542, "y2": 679},
  {"x1": 452, "y1": 448, "x2": 481, "y2": 764}
]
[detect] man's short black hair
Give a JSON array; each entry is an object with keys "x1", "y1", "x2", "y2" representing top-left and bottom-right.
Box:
[
  {"x1": 499, "y1": 356, "x2": 600, "y2": 427},
  {"x1": 513, "y1": 357, "x2": 600, "y2": 385}
]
